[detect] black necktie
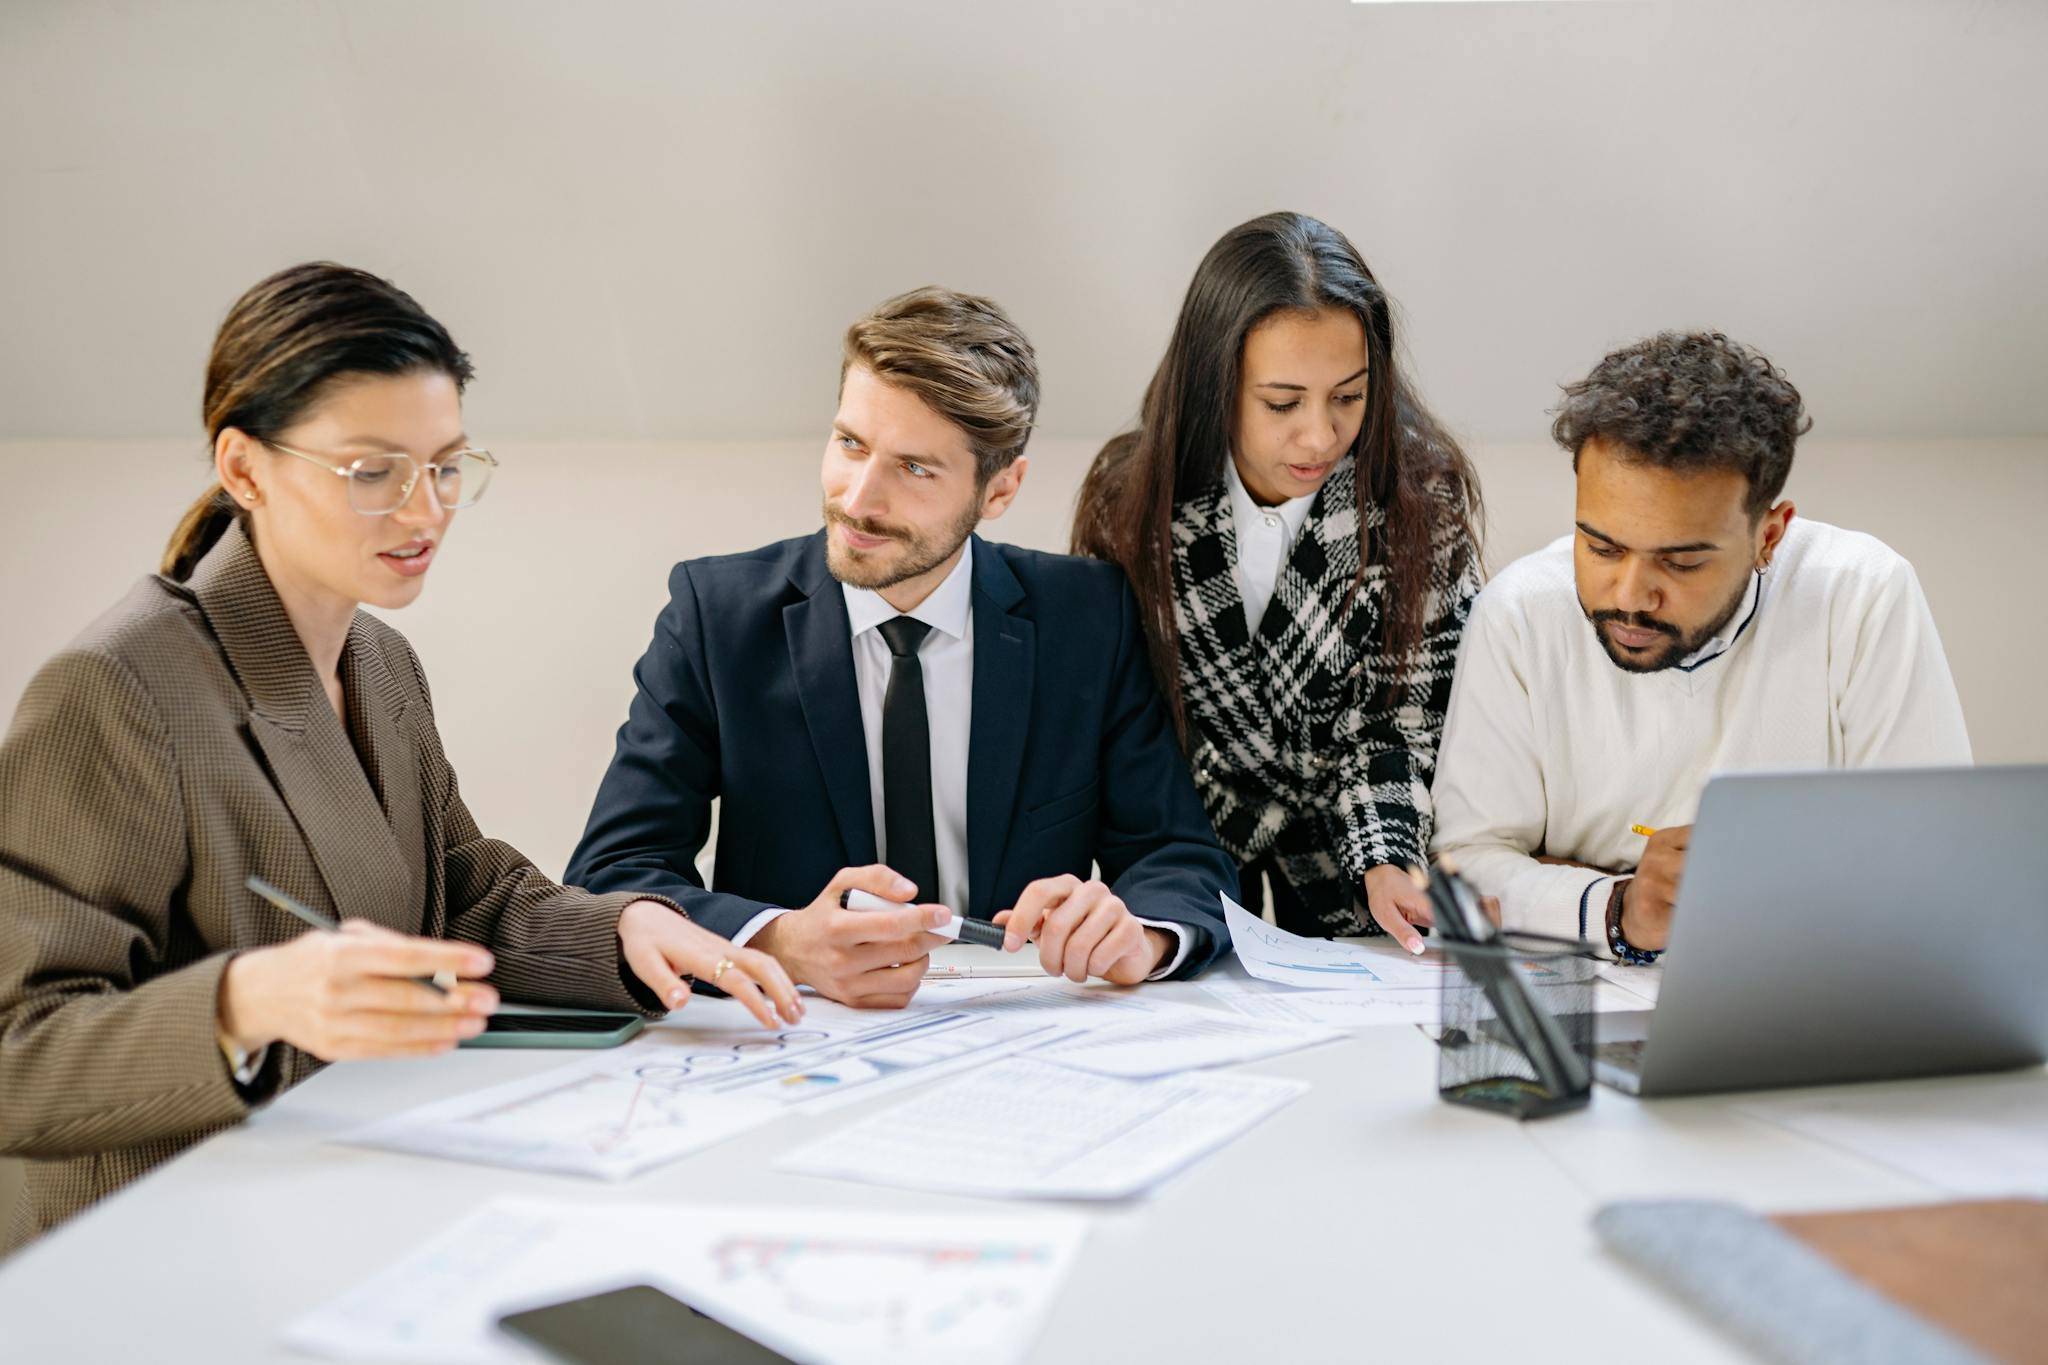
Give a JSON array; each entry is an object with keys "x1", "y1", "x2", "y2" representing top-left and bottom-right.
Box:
[{"x1": 876, "y1": 615, "x2": 939, "y2": 904}]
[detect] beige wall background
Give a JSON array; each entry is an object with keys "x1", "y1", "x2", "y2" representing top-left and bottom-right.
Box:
[
  {"x1": 3, "y1": 433, "x2": 2041, "y2": 881},
  {"x1": 5, "y1": 0, "x2": 2046, "y2": 1244}
]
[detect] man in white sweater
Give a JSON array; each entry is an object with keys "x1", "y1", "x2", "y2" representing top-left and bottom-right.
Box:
[{"x1": 1430, "y1": 331, "x2": 1970, "y2": 963}]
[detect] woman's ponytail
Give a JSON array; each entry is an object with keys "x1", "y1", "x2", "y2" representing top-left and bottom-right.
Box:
[{"x1": 160, "y1": 484, "x2": 240, "y2": 581}]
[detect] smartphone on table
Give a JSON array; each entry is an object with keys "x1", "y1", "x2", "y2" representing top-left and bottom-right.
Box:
[{"x1": 498, "y1": 1283, "x2": 794, "y2": 1363}]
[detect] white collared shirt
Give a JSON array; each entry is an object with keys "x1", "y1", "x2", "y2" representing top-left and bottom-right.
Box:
[
  {"x1": 734, "y1": 539, "x2": 1190, "y2": 977},
  {"x1": 841, "y1": 540, "x2": 979, "y2": 915},
  {"x1": 1225, "y1": 456, "x2": 1318, "y2": 635}
]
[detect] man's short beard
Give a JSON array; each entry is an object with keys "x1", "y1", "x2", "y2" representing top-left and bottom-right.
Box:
[
  {"x1": 1580, "y1": 571, "x2": 1753, "y2": 674},
  {"x1": 822, "y1": 495, "x2": 982, "y2": 591}
]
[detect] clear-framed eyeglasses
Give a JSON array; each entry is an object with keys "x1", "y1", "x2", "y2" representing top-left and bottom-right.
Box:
[{"x1": 262, "y1": 440, "x2": 498, "y2": 516}]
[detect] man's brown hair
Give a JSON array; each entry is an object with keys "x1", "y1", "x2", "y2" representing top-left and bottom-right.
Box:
[{"x1": 841, "y1": 286, "x2": 1039, "y2": 484}]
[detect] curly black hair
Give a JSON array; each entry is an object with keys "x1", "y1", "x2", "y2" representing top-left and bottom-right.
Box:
[{"x1": 1552, "y1": 331, "x2": 1811, "y2": 516}]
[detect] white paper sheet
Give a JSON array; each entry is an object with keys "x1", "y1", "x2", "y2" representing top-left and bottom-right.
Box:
[
  {"x1": 345, "y1": 1004, "x2": 1073, "y2": 1177},
  {"x1": 1738, "y1": 1071, "x2": 2048, "y2": 1197},
  {"x1": 777, "y1": 1056, "x2": 1308, "y2": 1199},
  {"x1": 1596, "y1": 964, "x2": 1663, "y2": 1006},
  {"x1": 1223, "y1": 893, "x2": 1457, "y2": 990},
  {"x1": 283, "y1": 1198, "x2": 1089, "y2": 1365},
  {"x1": 342, "y1": 1066, "x2": 781, "y2": 1181},
  {"x1": 1197, "y1": 979, "x2": 1444, "y2": 1028},
  {"x1": 1032, "y1": 1005, "x2": 1340, "y2": 1077}
]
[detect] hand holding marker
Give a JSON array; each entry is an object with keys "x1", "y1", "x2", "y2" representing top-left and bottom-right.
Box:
[{"x1": 840, "y1": 889, "x2": 1008, "y2": 948}]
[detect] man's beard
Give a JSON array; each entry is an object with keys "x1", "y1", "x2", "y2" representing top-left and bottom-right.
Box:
[
  {"x1": 822, "y1": 495, "x2": 981, "y2": 591},
  {"x1": 1580, "y1": 572, "x2": 1753, "y2": 674}
]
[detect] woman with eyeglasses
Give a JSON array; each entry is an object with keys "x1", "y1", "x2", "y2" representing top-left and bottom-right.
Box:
[
  {"x1": 1072, "y1": 213, "x2": 1484, "y2": 948},
  {"x1": 0, "y1": 262, "x2": 800, "y2": 1251}
]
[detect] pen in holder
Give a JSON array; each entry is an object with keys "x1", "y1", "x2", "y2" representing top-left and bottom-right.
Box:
[{"x1": 1419, "y1": 863, "x2": 1598, "y2": 1121}]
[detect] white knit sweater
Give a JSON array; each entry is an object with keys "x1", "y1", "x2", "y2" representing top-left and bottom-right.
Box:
[{"x1": 1429, "y1": 518, "x2": 1972, "y2": 947}]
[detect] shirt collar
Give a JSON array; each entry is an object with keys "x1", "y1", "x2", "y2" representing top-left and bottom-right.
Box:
[
  {"x1": 1676, "y1": 567, "x2": 1763, "y2": 671},
  {"x1": 841, "y1": 537, "x2": 975, "y2": 642},
  {"x1": 1224, "y1": 456, "x2": 1318, "y2": 542}
]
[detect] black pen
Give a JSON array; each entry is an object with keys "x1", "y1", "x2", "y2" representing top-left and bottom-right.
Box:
[
  {"x1": 839, "y1": 888, "x2": 1009, "y2": 949},
  {"x1": 245, "y1": 875, "x2": 459, "y2": 995}
]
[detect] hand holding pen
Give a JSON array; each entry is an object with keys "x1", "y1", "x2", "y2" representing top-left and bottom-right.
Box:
[
  {"x1": 219, "y1": 876, "x2": 501, "y2": 1062},
  {"x1": 1621, "y1": 824, "x2": 1692, "y2": 952}
]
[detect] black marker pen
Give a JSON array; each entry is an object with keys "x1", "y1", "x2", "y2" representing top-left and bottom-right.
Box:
[{"x1": 839, "y1": 889, "x2": 1009, "y2": 949}]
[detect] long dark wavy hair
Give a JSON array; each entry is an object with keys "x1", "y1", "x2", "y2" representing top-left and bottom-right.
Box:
[{"x1": 1071, "y1": 211, "x2": 1481, "y2": 741}]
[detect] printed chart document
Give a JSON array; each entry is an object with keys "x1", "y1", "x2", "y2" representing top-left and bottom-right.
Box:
[
  {"x1": 1223, "y1": 893, "x2": 1456, "y2": 990},
  {"x1": 1738, "y1": 1071, "x2": 2048, "y2": 1198},
  {"x1": 345, "y1": 1004, "x2": 1072, "y2": 1178},
  {"x1": 1198, "y1": 978, "x2": 1443, "y2": 1029},
  {"x1": 343, "y1": 1068, "x2": 778, "y2": 1181},
  {"x1": 1032, "y1": 1003, "x2": 1340, "y2": 1078},
  {"x1": 284, "y1": 1198, "x2": 1088, "y2": 1365},
  {"x1": 777, "y1": 1056, "x2": 1308, "y2": 1199}
]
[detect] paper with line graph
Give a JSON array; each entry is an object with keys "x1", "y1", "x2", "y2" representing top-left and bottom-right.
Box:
[
  {"x1": 1224, "y1": 892, "x2": 1463, "y2": 990},
  {"x1": 283, "y1": 1197, "x2": 1088, "y2": 1364},
  {"x1": 341, "y1": 1061, "x2": 779, "y2": 1180},
  {"x1": 343, "y1": 1005, "x2": 1080, "y2": 1178}
]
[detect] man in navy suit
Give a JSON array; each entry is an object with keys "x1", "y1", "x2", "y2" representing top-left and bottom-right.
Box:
[{"x1": 567, "y1": 287, "x2": 1234, "y2": 1008}]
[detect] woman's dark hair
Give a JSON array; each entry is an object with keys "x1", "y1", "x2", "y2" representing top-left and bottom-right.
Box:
[
  {"x1": 161, "y1": 262, "x2": 474, "y2": 580},
  {"x1": 1552, "y1": 330, "x2": 1809, "y2": 517},
  {"x1": 1071, "y1": 211, "x2": 1481, "y2": 739}
]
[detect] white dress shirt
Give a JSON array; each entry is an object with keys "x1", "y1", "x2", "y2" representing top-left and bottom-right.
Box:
[
  {"x1": 734, "y1": 540, "x2": 1191, "y2": 977},
  {"x1": 1225, "y1": 456, "x2": 1319, "y2": 635},
  {"x1": 1429, "y1": 519, "x2": 1972, "y2": 954},
  {"x1": 846, "y1": 541, "x2": 979, "y2": 914}
]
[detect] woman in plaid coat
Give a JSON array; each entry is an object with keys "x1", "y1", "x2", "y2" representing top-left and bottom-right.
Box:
[{"x1": 1073, "y1": 213, "x2": 1483, "y2": 947}]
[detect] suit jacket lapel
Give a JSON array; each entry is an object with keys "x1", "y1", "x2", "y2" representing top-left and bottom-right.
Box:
[
  {"x1": 340, "y1": 621, "x2": 427, "y2": 928},
  {"x1": 965, "y1": 539, "x2": 1032, "y2": 923},
  {"x1": 186, "y1": 524, "x2": 412, "y2": 930},
  {"x1": 784, "y1": 531, "x2": 876, "y2": 866}
]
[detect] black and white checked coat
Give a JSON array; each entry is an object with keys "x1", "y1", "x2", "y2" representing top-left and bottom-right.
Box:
[
  {"x1": 0, "y1": 523, "x2": 674, "y2": 1252},
  {"x1": 1171, "y1": 454, "x2": 1481, "y2": 935}
]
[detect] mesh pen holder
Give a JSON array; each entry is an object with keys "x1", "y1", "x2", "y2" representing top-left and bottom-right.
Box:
[{"x1": 1433, "y1": 932, "x2": 1599, "y2": 1120}]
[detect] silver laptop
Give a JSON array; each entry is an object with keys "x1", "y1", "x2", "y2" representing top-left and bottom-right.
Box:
[{"x1": 1592, "y1": 764, "x2": 2048, "y2": 1097}]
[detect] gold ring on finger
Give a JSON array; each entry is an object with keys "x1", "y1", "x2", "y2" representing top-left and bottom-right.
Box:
[{"x1": 711, "y1": 957, "x2": 734, "y2": 984}]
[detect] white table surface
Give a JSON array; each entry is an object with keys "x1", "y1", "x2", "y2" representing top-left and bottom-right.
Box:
[{"x1": 0, "y1": 943, "x2": 1971, "y2": 1365}]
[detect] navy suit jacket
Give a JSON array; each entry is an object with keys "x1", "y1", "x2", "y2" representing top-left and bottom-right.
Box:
[{"x1": 565, "y1": 531, "x2": 1233, "y2": 977}]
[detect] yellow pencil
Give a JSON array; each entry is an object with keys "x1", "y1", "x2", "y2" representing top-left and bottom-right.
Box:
[{"x1": 1629, "y1": 823, "x2": 1659, "y2": 838}]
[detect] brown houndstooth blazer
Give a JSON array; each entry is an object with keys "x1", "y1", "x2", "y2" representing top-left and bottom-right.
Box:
[{"x1": 0, "y1": 522, "x2": 673, "y2": 1253}]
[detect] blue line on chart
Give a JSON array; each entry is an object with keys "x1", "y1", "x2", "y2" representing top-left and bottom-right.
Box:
[{"x1": 1270, "y1": 963, "x2": 1388, "y2": 978}]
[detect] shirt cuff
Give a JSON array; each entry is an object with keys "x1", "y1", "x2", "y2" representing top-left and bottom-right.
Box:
[
  {"x1": 1135, "y1": 918, "x2": 1193, "y2": 981},
  {"x1": 731, "y1": 905, "x2": 791, "y2": 949},
  {"x1": 1577, "y1": 875, "x2": 1615, "y2": 944}
]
